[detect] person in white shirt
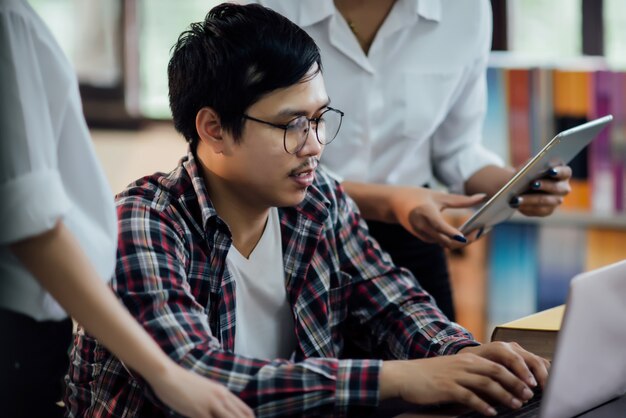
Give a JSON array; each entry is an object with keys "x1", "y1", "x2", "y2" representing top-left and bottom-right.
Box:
[
  {"x1": 0, "y1": 1, "x2": 253, "y2": 417},
  {"x1": 250, "y1": 0, "x2": 572, "y2": 321}
]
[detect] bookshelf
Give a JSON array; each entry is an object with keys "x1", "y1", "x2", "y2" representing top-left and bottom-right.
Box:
[
  {"x1": 508, "y1": 210, "x2": 626, "y2": 229},
  {"x1": 450, "y1": 48, "x2": 626, "y2": 342}
]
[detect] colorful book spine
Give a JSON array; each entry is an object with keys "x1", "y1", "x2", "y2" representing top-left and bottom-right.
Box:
[
  {"x1": 536, "y1": 226, "x2": 586, "y2": 311},
  {"x1": 589, "y1": 70, "x2": 615, "y2": 214},
  {"x1": 507, "y1": 69, "x2": 532, "y2": 167},
  {"x1": 585, "y1": 228, "x2": 626, "y2": 270},
  {"x1": 486, "y1": 223, "x2": 538, "y2": 332},
  {"x1": 610, "y1": 72, "x2": 626, "y2": 213},
  {"x1": 553, "y1": 70, "x2": 591, "y2": 211},
  {"x1": 484, "y1": 67, "x2": 510, "y2": 165}
]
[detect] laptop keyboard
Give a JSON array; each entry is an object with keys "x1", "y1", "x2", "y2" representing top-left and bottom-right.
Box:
[{"x1": 459, "y1": 388, "x2": 543, "y2": 418}]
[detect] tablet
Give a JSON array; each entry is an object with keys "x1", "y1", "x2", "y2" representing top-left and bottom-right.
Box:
[{"x1": 460, "y1": 114, "x2": 613, "y2": 235}]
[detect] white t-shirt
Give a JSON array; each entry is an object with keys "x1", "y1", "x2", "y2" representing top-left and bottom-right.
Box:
[
  {"x1": 0, "y1": 0, "x2": 117, "y2": 321},
  {"x1": 251, "y1": 0, "x2": 503, "y2": 193},
  {"x1": 227, "y1": 208, "x2": 297, "y2": 359}
]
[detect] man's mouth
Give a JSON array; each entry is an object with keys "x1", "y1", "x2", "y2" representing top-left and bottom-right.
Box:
[
  {"x1": 289, "y1": 159, "x2": 319, "y2": 186},
  {"x1": 289, "y1": 159, "x2": 319, "y2": 177}
]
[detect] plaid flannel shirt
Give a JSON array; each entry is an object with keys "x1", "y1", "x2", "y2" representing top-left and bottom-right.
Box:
[{"x1": 65, "y1": 151, "x2": 478, "y2": 417}]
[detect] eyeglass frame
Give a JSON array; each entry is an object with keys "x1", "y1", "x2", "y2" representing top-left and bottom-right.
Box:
[{"x1": 241, "y1": 106, "x2": 344, "y2": 154}]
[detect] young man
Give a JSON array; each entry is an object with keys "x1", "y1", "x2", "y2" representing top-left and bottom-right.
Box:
[
  {"x1": 66, "y1": 4, "x2": 549, "y2": 417},
  {"x1": 247, "y1": 0, "x2": 573, "y2": 322}
]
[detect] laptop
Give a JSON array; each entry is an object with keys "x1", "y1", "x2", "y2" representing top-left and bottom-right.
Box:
[
  {"x1": 538, "y1": 259, "x2": 626, "y2": 417},
  {"x1": 375, "y1": 260, "x2": 626, "y2": 418}
]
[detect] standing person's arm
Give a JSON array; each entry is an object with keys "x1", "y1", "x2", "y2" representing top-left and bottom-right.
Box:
[
  {"x1": 0, "y1": 6, "x2": 251, "y2": 416},
  {"x1": 341, "y1": 181, "x2": 486, "y2": 247},
  {"x1": 430, "y1": 0, "x2": 571, "y2": 223},
  {"x1": 10, "y1": 221, "x2": 253, "y2": 418}
]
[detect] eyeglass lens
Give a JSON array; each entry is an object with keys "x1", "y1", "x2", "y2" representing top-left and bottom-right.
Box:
[{"x1": 284, "y1": 109, "x2": 342, "y2": 154}]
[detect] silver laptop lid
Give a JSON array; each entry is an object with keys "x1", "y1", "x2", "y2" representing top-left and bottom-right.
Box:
[{"x1": 540, "y1": 260, "x2": 626, "y2": 418}]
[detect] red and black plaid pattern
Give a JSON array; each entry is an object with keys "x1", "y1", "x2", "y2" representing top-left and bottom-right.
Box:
[{"x1": 65, "y1": 152, "x2": 478, "y2": 417}]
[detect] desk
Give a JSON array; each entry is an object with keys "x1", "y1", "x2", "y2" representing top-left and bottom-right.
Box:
[{"x1": 367, "y1": 393, "x2": 626, "y2": 418}]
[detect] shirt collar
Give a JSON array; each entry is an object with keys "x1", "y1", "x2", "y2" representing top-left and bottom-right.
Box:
[
  {"x1": 182, "y1": 150, "x2": 220, "y2": 231},
  {"x1": 415, "y1": 0, "x2": 442, "y2": 22},
  {"x1": 296, "y1": 0, "x2": 336, "y2": 28},
  {"x1": 296, "y1": 0, "x2": 441, "y2": 27}
]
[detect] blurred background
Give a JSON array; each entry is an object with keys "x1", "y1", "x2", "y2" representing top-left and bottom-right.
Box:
[{"x1": 31, "y1": 0, "x2": 626, "y2": 125}]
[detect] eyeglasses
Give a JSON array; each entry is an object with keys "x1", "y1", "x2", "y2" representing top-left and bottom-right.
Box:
[{"x1": 242, "y1": 107, "x2": 344, "y2": 154}]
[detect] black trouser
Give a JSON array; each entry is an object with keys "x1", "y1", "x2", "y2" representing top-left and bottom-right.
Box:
[
  {"x1": 0, "y1": 308, "x2": 72, "y2": 418},
  {"x1": 366, "y1": 220, "x2": 455, "y2": 321}
]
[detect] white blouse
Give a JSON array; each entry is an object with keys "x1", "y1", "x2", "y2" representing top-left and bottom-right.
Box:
[
  {"x1": 0, "y1": 0, "x2": 117, "y2": 321},
  {"x1": 252, "y1": 0, "x2": 503, "y2": 193}
]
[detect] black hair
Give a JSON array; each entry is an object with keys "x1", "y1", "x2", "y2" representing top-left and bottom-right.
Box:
[{"x1": 168, "y1": 3, "x2": 322, "y2": 150}]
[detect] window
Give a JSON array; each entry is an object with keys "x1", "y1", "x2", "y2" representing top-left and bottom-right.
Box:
[
  {"x1": 30, "y1": 0, "x2": 122, "y2": 87},
  {"x1": 29, "y1": 0, "x2": 75, "y2": 61},
  {"x1": 604, "y1": 0, "x2": 626, "y2": 68},
  {"x1": 506, "y1": 0, "x2": 582, "y2": 60},
  {"x1": 33, "y1": 0, "x2": 624, "y2": 122},
  {"x1": 139, "y1": 0, "x2": 222, "y2": 118}
]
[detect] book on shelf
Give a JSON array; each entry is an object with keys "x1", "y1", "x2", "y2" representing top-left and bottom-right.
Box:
[
  {"x1": 484, "y1": 67, "x2": 510, "y2": 166},
  {"x1": 486, "y1": 223, "x2": 538, "y2": 331},
  {"x1": 491, "y1": 305, "x2": 565, "y2": 361},
  {"x1": 481, "y1": 220, "x2": 626, "y2": 343},
  {"x1": 536, "y1": 226, "x2": 586, "y2": 311},
  {"x1": 589, "y1": 70, "x2": 615, "y2": 214},
  {"x1": 585, "y1": 228, "x2": 626, "y2": 270},
  {"x1": 553, "y1": 69, "x2": 591, "y2": 211},
  {"x1": 507, "y1": 68, "x2": 532, "y2": 167}
]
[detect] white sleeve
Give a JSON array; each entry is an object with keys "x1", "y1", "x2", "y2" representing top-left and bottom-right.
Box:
[
  {"x1": 431, "y1": 0, "x2": 504, "y2": 194},
  {"x1": 0, "y1": 7, "x2": 71, "y2": 244}
]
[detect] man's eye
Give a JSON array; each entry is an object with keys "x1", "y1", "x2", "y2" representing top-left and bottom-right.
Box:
[{"x1": 287, "y1": 117, "x2": 308, "y2": 131}]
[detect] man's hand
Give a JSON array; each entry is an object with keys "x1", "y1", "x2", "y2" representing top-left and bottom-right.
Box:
[
  {"x1": 510, "y1": 165, "x2": 572, "y2": 217},
  {"x1": 388, "y1": 187, "x2": 486, "y2": 249},
  {"x1": 379, "y1": 342, "x2": 549, "y2": 416},
  {"x1": 458, "y1": 342, "x2": 550, "y2": 388}
]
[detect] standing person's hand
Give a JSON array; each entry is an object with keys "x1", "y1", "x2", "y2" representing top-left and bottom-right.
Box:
[
  {"x1": 388, "y1": 187, "x2": 486, "y2": 248},
  {"x1": 149, "y1": 363, "x2": 254, "y2": 418},
  {"x1": 379, "y1": 341, "x2": 549, "y2": 416},
  {"x1": 509, "y1": 165, "x2": 572, "y2": 216}
]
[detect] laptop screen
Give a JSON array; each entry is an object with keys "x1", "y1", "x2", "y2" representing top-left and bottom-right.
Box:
[{"x1": 540, "y1": 260, "x2": 626, "y2": 418}]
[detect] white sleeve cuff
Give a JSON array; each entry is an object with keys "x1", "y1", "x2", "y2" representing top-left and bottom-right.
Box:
[
  {"x1": 442, "y1": 145, "x2": 505, "y2": 195},
  {"x1": 0, "y1": 169, "x2": 71, "y2": 244}
]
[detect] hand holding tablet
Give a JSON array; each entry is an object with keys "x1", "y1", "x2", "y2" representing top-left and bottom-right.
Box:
[{"x1": 460, "y1": 115, "x2": 613, "y2": 236}]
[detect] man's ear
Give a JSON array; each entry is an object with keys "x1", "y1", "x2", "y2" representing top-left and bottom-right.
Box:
[{"x1": 196, "y1": 107, "x2": 225, "y2": 153}]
